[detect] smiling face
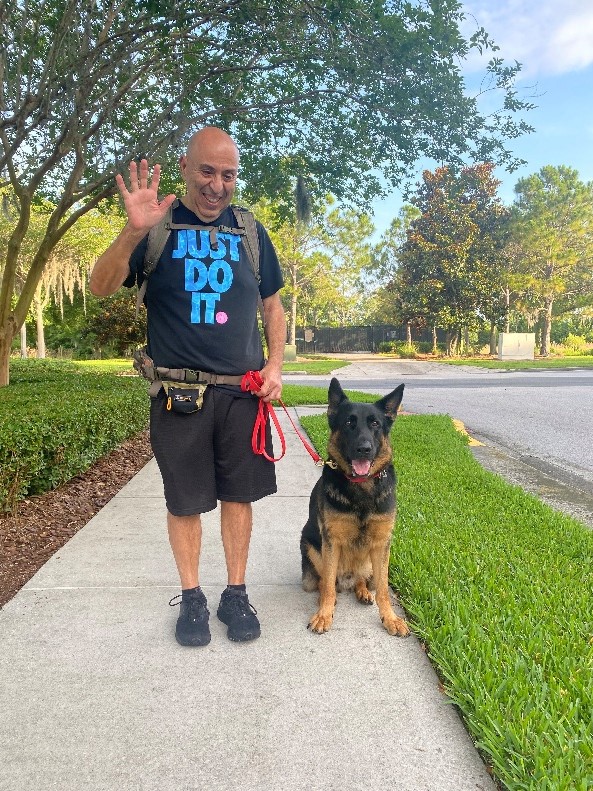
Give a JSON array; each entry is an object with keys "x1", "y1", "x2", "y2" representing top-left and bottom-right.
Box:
[{"x1": 179, "y1": 127, "x2": 239, "y2": 222}]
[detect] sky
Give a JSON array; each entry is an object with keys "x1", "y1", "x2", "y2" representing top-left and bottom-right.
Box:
[{"x1": 370, "y1": 0, "x2": 593, "y2": 237}]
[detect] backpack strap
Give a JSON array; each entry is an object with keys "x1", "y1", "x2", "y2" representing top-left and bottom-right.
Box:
[
  {"x1": 135, "y1": 199, "x2": 178, "y2": 317},
  {"x1": 231, "y1": 205, "x2": 265, "y2": 325},
  {"x1": 230, "y1": 205, "x2": 261, "y2": 284}
]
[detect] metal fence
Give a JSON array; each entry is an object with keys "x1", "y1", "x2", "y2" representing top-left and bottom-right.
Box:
[{"x1": 295, "y1": 325, "x2": 442, "y2": 354}]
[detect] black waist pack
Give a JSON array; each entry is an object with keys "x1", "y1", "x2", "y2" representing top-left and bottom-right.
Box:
[{"x1": 162, "y1": 383, "x2": 207, "y2": 414}]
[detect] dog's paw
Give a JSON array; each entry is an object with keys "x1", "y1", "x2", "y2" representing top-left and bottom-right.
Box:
[
  {"x1": 355, "y1": 587, "x2": 374, "y2": 605},
  {"x1": 381, "y1": 614, "x2": 410, "y2": 637},
  {"x1": 308, "y1": 611, "x2": 333, "y2": 634}
]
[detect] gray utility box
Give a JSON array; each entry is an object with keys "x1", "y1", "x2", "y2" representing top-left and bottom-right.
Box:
[{"x1": 498, "y1": 332, "x2": 535, "y2": 360}]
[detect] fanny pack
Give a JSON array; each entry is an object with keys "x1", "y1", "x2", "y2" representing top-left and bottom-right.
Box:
[{"x1": 161, "y1": 382, "x2": 208, "y2": 414}]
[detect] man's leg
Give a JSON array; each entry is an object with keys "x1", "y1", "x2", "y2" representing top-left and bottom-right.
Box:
[
  {"x1": 167, "y1": 512, "x2": 202, "y2": 588},
  {"x1": 168, "y1": 512, "x2": 210, "y2": 646},
  {"x1": 220, "y1": 501, "x2": 252, "y2": 584},
  {"x1": 217, "y1": 501, "x2": 260, "y2": 641}
]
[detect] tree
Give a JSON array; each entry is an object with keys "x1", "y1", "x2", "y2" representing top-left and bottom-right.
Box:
[
  {"x1": 84, "y1": 291, "x2": 147, "y2": 357},
  {"x1": 394, "y1": 164, "x2": 510, "y2": 354},
  {"x1": 365, "y1": 205, "x2": 420, "y2": 333},
  {"x1": 510, "y1": 166, "x2": 593, "y2": 355},
  {"x1": 261, "y1": 197, "x2": 374, "y2": 338},
  {"x1": 0, "y1": 0, "x2": 532, "y2": 384},
  {"x1": 0, "y1": 192, "x2": 124, "y2": 356}
]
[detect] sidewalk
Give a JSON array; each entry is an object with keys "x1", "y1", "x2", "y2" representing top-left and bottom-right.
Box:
[{"x1": 0, "y1": 406, "x2": 496, "y2": 791}]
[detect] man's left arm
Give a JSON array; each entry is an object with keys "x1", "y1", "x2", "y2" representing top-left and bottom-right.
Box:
[{"x1": 259, "y1": 292, "x2": 286, "y2": 402}]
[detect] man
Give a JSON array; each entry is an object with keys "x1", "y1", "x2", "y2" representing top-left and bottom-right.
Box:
[{"x1": 90, "y1": 127, "x2": 286, "y2": 647}]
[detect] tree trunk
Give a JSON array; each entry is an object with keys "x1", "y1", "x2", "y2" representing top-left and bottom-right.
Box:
[
  {"x1": 0, "y1": 331, "x2": 13, "y2": 386},
  {"x1": 432, "y1": 326, "x2": 437, "y2": 354},
  {"x1": 489, "y1": 320, "x2": 497, "y2": 355},
  {"x1": 289, "y1": 267, "x2": 297, "y2": 346},
  {"x1": 463, "y1": 326, "x2": 470, "y2": 354},
  {"x1": 35, "y1": 299, "x2": 46, "y2": 358},
  {"x1": 445, "y1": 330, "x2": 458, "y2": 356},
  {"x1": 504, "y1": 286, "x2": 510, "y2": 333},
  {"x1": 405, "y1": 322, "x2": 412, "y2": 344},
  {"x1": 20, "y1": 323, "x2": 28, "y2": 358},
  {"x1": 540, "y1": 299, "x2": 553, "y2": 356}
]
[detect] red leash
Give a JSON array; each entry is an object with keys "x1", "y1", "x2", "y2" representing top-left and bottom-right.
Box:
[{"x1": 241, "y1": 371, "x2": 323, "y2": 465}]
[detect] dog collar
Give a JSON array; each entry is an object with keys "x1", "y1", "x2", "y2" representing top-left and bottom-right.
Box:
[{"x1": 347, "y1": 469, "x2": 388, "y2": 484}]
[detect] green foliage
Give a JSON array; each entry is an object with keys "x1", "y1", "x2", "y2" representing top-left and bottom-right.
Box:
[
  {"x1": 394, "y1": 163, "x2": 511, "y2": 348},
  {"x1": 563, "y1": 334, "x2": 589, "y2": 353},
  {"x1": 0, "y1": 360, "x2": 148, "y2": 511},
  {"x1": 510, "y1": 166, "x2": 593, "y2": 355},
  {"x1": 84, "y1": 292, "x2": 147, "y2": 356},
  {"x1": 377, "y1": 340, "x2": 418, "y2": 357},
  {"x1": 1, "y1": 0, "x2": 533, "y2": 382},
  {"x1": 301, "y1": 411, "x2": 593, "y2": 790}
]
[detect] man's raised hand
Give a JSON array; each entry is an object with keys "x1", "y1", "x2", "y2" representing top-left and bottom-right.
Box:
[{"x1": 115, "y1": 159, "x2": 176, "y2": 233}]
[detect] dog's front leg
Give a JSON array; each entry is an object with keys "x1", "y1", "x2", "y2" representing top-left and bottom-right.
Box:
[
  {"x1": 308, "y1": 539, "x2": 340, "y2": 634},
  {"x1": 370, "y1": 539, "x2": 409, "y2": 637}
]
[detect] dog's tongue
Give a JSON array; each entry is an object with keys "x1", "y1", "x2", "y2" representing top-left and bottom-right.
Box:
[{"x1": 352, "y1": 459, "x2": 371, "y2": 477}]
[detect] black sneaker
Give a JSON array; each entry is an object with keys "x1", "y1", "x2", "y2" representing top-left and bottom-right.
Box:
[
  {"x1": 169, "y1": 590, "x2": 211, "y2": 646},
  {"x1": 217, "y1": 588, "x2": 261, "y2": 642}
]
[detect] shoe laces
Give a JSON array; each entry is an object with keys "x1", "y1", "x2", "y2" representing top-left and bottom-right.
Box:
[
  {"x1": 224, "y1": 591, "x2": 257, "y2": 619},
  {"x1": 169, "y1": 594, "x2": 209, "y2": 619}
]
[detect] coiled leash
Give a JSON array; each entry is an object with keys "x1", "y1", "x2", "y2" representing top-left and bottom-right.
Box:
[{"x1": 240, "y1": 370, "x2": 323, "y2": 465}]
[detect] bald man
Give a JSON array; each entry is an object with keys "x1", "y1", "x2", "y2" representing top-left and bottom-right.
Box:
[{"x1": 90, "y1": 127, "x2": 286, "y2": 647}]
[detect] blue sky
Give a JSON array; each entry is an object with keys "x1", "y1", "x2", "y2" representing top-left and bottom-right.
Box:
[{"x1": 370, "y1": 0, "x2": 593, "y2": 237}]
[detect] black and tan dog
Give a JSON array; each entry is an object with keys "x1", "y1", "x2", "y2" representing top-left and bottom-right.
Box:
[{"x1": 300, "y1": 378, "x2": 409, "y2": 637}]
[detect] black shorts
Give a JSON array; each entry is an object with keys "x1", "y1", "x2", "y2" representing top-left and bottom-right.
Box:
[{"x1": 149, "y1": 386, "x2": 277, "y2": 516}]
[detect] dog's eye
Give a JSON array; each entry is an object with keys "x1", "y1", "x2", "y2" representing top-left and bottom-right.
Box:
[
  {"x1": 369, "y1": 418, "x2": 380, "y2": 428},
  {"x1": 346, "y1": 416, "x2": 357, "y2": 428}
]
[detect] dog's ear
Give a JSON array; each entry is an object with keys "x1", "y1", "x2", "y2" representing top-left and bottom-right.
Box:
[
  {"x1": 375, "y1": 383, "x2": 405, "y2": 422},
  {"x1": 327, "y1": 377, "x2": 347, "y2": 423}
]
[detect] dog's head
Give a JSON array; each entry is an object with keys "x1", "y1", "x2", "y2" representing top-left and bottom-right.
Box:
[{"x1": 326, "y1": 377, "x2": 405, "y2": 478}]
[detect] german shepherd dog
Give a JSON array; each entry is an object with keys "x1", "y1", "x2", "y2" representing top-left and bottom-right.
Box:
[{"x1": 300, "y1": 378, "x2": 409, "y2": 636}]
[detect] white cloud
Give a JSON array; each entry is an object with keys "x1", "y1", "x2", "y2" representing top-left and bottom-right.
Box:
[{"x1": 461, "y1": 0, "x2": 593, "y2": 77}]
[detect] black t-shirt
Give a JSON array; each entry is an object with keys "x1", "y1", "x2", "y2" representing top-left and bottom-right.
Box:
[{"x1": 124, "y1": 203, "x2": 283, "y2": 375}]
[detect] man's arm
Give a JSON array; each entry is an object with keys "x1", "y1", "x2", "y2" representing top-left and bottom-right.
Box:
[
  {"x1": 259, "y1": 292, "x2": 286, "y2": 402},
  {"x1": 89, "y1": 225, "x2": 148, "y2": 296},
  {"x1": 89, "y1": 160, "x2": 176, "y2": 297}
]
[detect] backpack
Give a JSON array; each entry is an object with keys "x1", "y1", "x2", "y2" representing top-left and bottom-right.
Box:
[{"x1": 136, "y1": 200, "x2": 262, "y2": 317}]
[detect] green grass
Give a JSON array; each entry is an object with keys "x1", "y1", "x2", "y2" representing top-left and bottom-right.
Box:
[
  {"x1": 283, "y1": 359, "x2": 349, "y2": 374},
  {"x1": 442, "y1": 356, "x2": 593, "y2": 371},
  {"x1": 300, "y1": 411, "x2": 593, "y2": 791}
]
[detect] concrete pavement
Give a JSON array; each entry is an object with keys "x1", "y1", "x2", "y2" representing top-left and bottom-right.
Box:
[{"x1": 0, "y1": 397, "x2": 496, "y2": 791}]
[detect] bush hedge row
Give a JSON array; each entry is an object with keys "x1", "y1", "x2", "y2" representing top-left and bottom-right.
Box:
[{"x1": 0, "y1": 360, "x2": 149, "y2": 512}]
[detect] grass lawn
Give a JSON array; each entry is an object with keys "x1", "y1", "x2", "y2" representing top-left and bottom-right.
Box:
[
  {"x1": 301, "y1": 410, "x2": 593, "y2": 791},
  {"x1": 441, "y1": 356, "x2": 593, "y2": 371},
  {"x1": 283, "y1": 359, "x2": 349, "y2": 374}
]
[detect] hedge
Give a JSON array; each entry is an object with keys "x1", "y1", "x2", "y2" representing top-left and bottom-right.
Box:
[{"x1": 0, "y1": 360, "x2": 149, "y2": 511}]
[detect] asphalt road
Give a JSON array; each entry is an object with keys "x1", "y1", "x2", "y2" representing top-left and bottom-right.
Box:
[{"x1": 287, "y1": 360, "x2": 593, "y2": 526}]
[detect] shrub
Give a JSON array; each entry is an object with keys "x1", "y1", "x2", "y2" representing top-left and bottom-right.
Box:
[
  {"x1": 564, "y1": 334, "x2": 589, "y2": 353},
  {"x1": 0, "y1": 360, "x2": 149, "y2": 511},
  {"x1": 378, "y1": 341, "x2": 417, "y2": 358}
]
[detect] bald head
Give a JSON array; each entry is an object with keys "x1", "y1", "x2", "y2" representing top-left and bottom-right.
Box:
[
  {"x1": 180, "y1": 127, "x2": 239, "y2": 221},
  {"x1": 186, "y1": 127, "x2": 239, "y2": 160}
]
